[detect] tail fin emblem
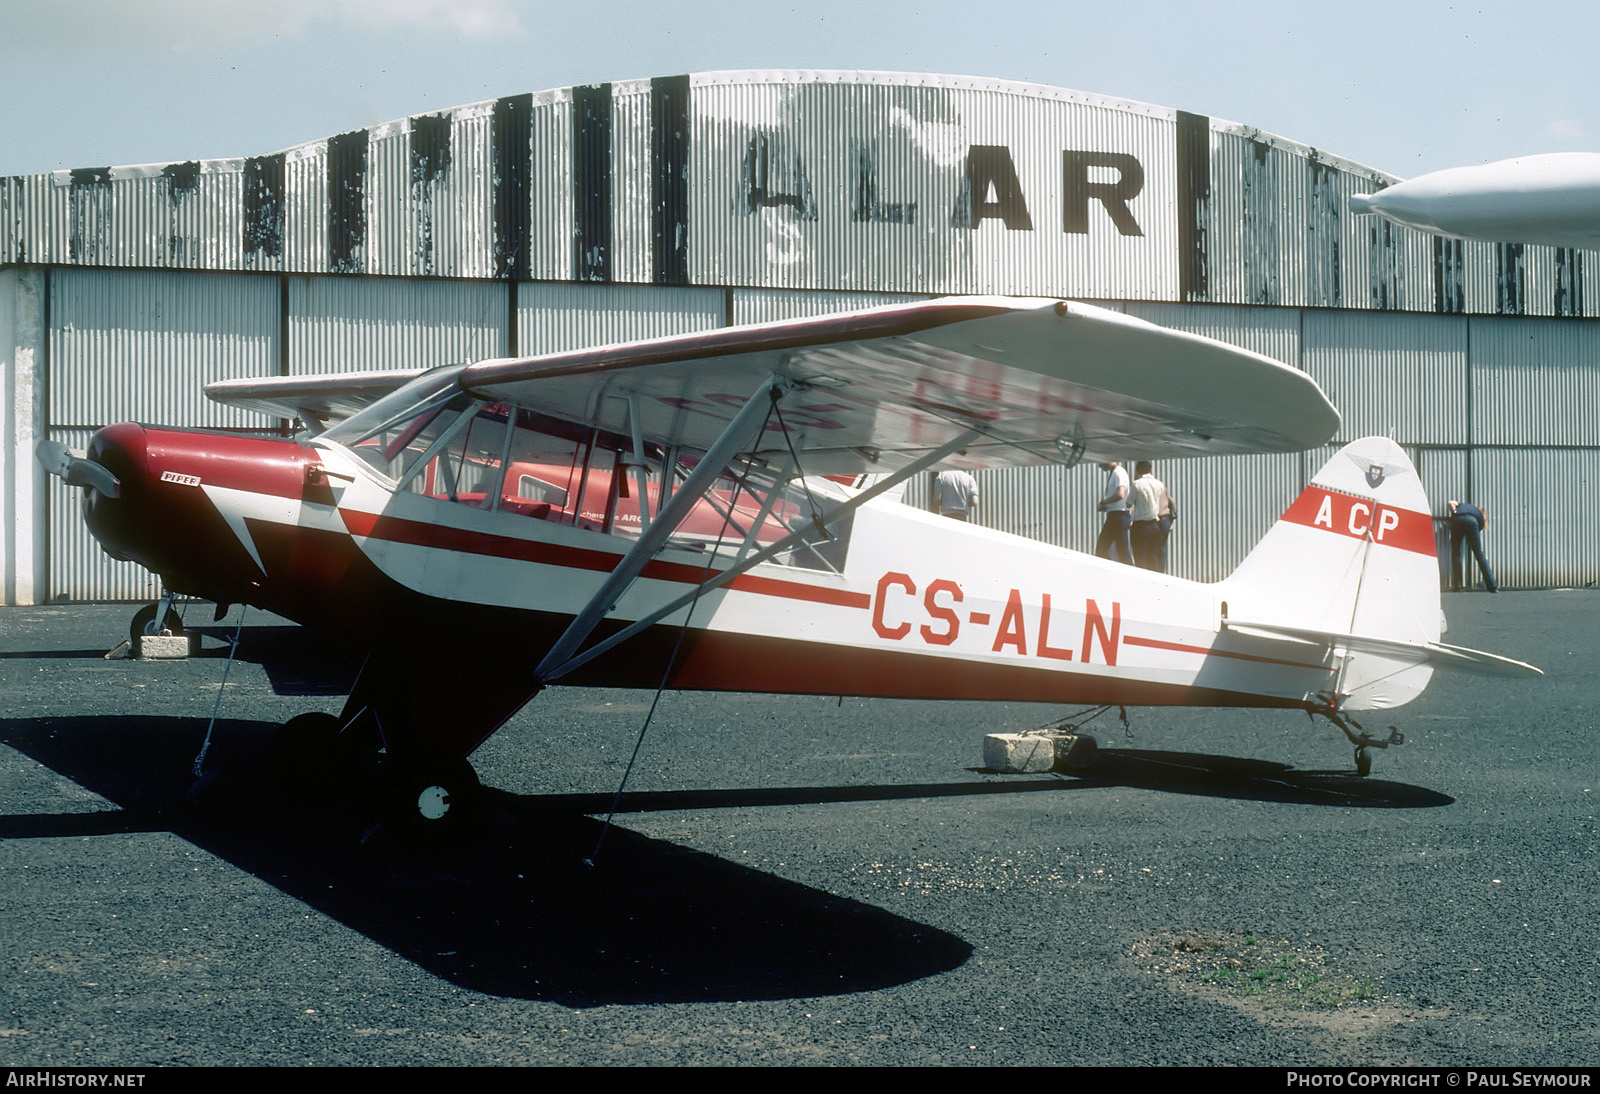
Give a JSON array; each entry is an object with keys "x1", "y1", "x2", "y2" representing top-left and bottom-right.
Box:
[{"x1": 1366, "y1": 464, "x2": 1386, "y2": 488}]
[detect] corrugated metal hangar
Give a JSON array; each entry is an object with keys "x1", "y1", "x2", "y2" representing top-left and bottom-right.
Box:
[{"x1": 2, "y1": 70, "x2": 1597, "y2": 605}]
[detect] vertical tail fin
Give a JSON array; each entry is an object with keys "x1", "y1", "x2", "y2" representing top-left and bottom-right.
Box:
[{"x1": 1222, "y1": 438, "x2": 1441, "y2": 710}]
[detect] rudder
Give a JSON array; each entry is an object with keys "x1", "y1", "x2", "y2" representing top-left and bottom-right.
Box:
[{"x1": 1222, "y1": 438, "x2": 1441, "y2": 709}]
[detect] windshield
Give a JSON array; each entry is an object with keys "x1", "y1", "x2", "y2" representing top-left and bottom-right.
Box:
[{"x1": 320, "y1": 365, "x2": 469, "y2": 451}]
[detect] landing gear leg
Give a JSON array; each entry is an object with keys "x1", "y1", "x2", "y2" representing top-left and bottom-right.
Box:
[{"x1": 1319, "y1": 709, "x2": 1404, "y2": 777}]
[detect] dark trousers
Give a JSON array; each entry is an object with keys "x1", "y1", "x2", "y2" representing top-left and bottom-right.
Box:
[
  {"x1": 1132, "y1": 518, "x2": 1170, "y2": 572},
  {"x1": 1096, "y1": 510, "x2": 1133, "y2": 565},
  {"x1": 1450, "y1": 515, "x2": 1497, "y2": 591}
]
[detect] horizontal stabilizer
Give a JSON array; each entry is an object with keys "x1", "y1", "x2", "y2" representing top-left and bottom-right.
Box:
[{"x1": 1225, "y1": 619, "x2": 1543, "y2": 679}]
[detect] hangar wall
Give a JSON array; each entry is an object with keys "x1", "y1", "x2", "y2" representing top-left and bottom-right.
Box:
[{"x1": 2, "y1": 71, "x2": 1597, "y2": 603}]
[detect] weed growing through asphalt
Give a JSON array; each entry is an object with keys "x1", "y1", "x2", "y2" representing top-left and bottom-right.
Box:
[{"x1": 1131, "y1": 931, "x2": 1379, "y2": 1010}]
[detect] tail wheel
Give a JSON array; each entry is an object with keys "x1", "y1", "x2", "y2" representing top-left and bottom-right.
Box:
[
  {"x1": 130, "y1": 602, "x2": 186, "y2": 654},
  {"x1": 385, "y1": 751, "x2": 481, "y2": 842}
]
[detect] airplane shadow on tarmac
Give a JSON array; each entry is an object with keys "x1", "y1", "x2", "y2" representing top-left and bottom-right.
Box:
[
  {"x1": 0, "y1": 709, "x2": 1451, "y2": 1009},
  {"x1": 1024, "y1": 749, "x2": 1455, "y2": 809},
  {"x1": 0, "y1": 714, "x2": 974, "y2": 1007},
  {"x1": 187, "y1": 624, "x2": 368, "y2": 696},
  {"x1": 528, "y1": 749, "x2": 1453, "y2": 814}
]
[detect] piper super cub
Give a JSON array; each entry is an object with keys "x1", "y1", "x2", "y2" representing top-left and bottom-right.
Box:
[{"x1": 38, "y1": 296, "x2": 1540, "y2": 836}]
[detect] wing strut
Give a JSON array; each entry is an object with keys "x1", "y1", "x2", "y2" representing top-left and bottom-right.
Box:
[
  {"x1": 537, "y1": 425, "x2": 985, "y2": 685},
  {"x1": 533, "y1": 376, "x2": 794, "y2": 682}
]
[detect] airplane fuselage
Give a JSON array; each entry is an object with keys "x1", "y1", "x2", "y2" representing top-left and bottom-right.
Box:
[{"x1": 84, "y1": 421, "x2": 1345, "y2": 759}]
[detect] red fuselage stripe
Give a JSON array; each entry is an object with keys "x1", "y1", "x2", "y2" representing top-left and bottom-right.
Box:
[
  {"x1": 339, "y1": 509, "x2": 872, "y2": 609},
  {"x1": 1122, "y1": 633, "x2": 1330, "y2": 671}
]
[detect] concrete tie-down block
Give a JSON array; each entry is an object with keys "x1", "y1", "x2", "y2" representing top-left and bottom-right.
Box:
[
  {"x1": 983, "y1": 732, "x2": 1098, "y2": 774},
  {"x1": 982, "y1": 733, "x2": 1058, "y2": 773}
]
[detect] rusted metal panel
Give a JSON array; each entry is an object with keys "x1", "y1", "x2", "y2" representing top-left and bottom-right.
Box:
[
  {"x1": 0, "y1": 175, "x2": 16, "y2": 264},
  {"x1": 490, "y1": 94, "x2": 533, "y2": 281},
  {"x1": 607, "y1": 79, "x2": 655, "y2": 287},
  {"x1": 528, "y1": 88, "x2": 576, "y2": 283},
  {"x1": 241, "y1": 152, "x2": 286, "y2": 272},
  {"x1": 48, "y1": 268, "x2": 279, "y2": 429},
  {"x1": 363, "y1": 109, "x2": 496, "y2": 279},
  {"x1": 3, "y1": 164, "x2": 247, "y2": 272},
  {"x1": 1, "y1": 70, "x2": 1595, "y2": 317},
  {"x1": 282, "y1": 141, "x2": 331, "y2": 274},
  {"x1": 1199, "y1": 120, "x2": 1399, "y2": 313},
  {"x1": 1455, "y1": 238, "x2": 1596, "y2": 319},
  {"x1": 651, "y1": 75, "x2": 693, "y2": 287},
  {"x1": 1203, "y1": 128, "x2": 1285, "y2": 307}
]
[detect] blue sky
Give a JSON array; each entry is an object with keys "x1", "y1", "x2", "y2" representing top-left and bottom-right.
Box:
[{"x1": 0, "y1": 0, "x2": 1591, "y2": 180}]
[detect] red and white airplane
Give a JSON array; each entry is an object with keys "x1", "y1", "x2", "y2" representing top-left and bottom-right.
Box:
[{"x1": 38, "y1": 296, "x2": 1539, "y2": 835}]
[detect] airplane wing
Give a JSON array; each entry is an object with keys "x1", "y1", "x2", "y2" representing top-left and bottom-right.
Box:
[
  {"x1": 206, "y1": 368, "x2": 430, "y2": 429},
  {"x1": 458, "y1": 297, "x2": 1338, "y2": 474},
  {"x1": 208, "y1": 297, "x2": 1339, "y2": 473}
]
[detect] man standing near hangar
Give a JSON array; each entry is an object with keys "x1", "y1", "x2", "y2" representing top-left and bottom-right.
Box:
[
  {"x1": 1095, "y1": 460, "x2": 1132, "y2": 564},
  {"x1": 933, "y1": 468, "x2": 980, "y2": 521}
]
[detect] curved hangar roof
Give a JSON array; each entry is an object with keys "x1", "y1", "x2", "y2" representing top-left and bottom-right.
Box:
[{"x1": 1, "y1": 70, "x2": 1593, "y2": 317}]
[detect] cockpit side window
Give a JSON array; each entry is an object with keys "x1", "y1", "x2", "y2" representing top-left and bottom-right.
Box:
[{"x1": 320, "y1": 380, "x2": 853, "y2": 571}]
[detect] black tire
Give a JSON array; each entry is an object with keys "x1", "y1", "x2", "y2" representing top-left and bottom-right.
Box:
[
  {"x1": 272, "y1": 711, "x2": 348, "y2": 796},
  {"x1": 384, "y1": 751, "x2": 481, "y2": 842},
  {"x1": 130, "y1": 602, "x2": 187, "y2": 655}
]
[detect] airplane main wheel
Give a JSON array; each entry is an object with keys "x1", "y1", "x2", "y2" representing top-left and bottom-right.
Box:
[
  {"x1": 385, "y1": 751, "x2": 480, "y2": 842},
  {"x1": 272, "y1": 712, "x2": 353, "y2": 796},
  {"x1": 129, "y1": 602, "x2": 186, "y2": 654}
]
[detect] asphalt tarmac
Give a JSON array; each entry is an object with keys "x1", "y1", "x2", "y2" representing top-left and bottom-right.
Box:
[{"x1": 0, "y1": 592, "x2": 1594, "y2": 1067}]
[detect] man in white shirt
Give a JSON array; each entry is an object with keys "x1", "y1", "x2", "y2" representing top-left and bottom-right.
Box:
[
  {"x1": 1094, "y1": 460, "x2": 1132, "y2": 564},
  {"x1": 933, "y1": 468, "x2": 980, "y2": 521},
  {"x1": 1128, "y1": 461, "x2": 1173, "y2": 571}
]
